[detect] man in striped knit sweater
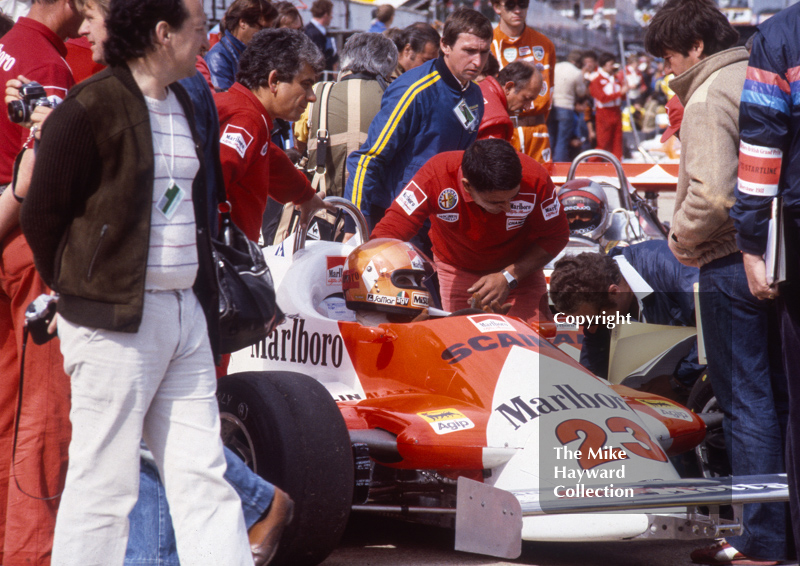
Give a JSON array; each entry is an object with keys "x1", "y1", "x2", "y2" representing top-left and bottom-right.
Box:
[{"x1": 20, "y1": 0, "x2": 254, "y2": 562}]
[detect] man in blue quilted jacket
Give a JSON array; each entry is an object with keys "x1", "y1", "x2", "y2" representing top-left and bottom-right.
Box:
[{"x1": 205, "y1": 0, "x2": 277, "y2": 91}]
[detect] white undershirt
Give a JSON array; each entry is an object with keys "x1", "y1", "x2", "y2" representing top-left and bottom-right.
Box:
[{"x1": 144, "y1": 90, "x2": 200, "y2": 291}]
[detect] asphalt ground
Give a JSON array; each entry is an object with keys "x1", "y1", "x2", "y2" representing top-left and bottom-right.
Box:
[{"x1": 321, "y1": 513, "x2": 716, "y2": 565}]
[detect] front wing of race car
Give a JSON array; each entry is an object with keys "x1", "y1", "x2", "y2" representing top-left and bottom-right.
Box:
[{"x1": 450, "y1": 474, "x2": 789, "y2": 559}]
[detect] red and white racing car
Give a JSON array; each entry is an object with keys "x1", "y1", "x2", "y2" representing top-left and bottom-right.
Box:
[{"x1": 218, "y1": 198, "x2": 787, "y2": 566}]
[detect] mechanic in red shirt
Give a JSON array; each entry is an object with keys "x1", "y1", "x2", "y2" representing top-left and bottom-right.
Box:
[
  {"x1": 214, "y1": 28, "x2": 328, "y2": 242},
  {"x1": 0, "y1": 0, "x2": 82, "y2": 563},
  {"x1": 478, "y1": 60, "x2": 542, "y2": 143},
  {"x1": 372, "y1": 138, "x2": 569, "y2": 323},
  {"x1": 589, "y1": 52, "x2": 629, "y2": 160}
]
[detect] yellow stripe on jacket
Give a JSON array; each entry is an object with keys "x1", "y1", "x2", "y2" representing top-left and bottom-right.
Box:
[{"x1": 352, "y1": 71, "x2": 442, "y2": 208}]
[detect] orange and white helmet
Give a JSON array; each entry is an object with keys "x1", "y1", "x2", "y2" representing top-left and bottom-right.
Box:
[{"x1": 343, "y1": 238, "x2": 433, "y2": 316}]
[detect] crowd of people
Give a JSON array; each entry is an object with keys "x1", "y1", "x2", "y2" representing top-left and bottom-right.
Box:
[{"x1": 0, "y1": 0, "x2": 797, "y2": 564}]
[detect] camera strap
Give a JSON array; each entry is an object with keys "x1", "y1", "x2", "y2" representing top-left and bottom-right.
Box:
[{"x1": 12, "y1": 327, "x2": 63, "y2": 501}]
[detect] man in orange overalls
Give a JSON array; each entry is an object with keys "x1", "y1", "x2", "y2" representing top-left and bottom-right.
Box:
[{"x1": 490, "y1": 0, "x2": 555, "y2": 164}]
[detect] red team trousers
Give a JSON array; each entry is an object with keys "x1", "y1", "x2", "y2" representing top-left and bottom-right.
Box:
[{"x1": 0, "y1": 229, "x2": 71, "y2": 565}]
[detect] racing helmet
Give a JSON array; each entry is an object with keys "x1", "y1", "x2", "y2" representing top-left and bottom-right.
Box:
[
  {"x1": 557, "y1": 179, "x2": 612, "y2": 241},
  {"x1": 343, "y1": 238, "x2": 433, "y2": 316}
]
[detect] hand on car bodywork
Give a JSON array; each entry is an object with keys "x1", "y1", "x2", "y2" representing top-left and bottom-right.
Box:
[
  {"x1": 469, "y1": 291, "x2": 512, "y2": 314},
  {"x1": 467, "y1": 272, "x2": 512, "y2": 310}
]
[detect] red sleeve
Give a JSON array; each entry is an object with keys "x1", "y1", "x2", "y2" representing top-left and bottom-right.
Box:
[
  {"x1": 267, "y1": 145, "x2": 315, "y2": 205},
  {"x1": 218, "y1": 114, "x2": 262, "y2": 188},
  {"x1": 21, "y1": 62, "x2": 74, "y2": 149},
  {"x1": 521, "y1": 160, "x2": 570, "y2": 257},
  {"x1": 195, "y1": 55, "x2": 215, "y2": 90}
]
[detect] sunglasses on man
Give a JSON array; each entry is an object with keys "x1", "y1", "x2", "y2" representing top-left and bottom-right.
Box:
[{"x1": 503, "y1": 0, "x2": 529, "y2": 10}]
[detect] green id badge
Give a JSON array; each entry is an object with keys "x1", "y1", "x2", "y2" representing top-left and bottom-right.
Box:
[{"x1": 156, "y1": 180, "x2": 186, "y2": 220}]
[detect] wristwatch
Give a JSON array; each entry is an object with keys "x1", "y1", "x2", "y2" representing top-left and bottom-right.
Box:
[{"x1": 502, "y1": 270, "x2": 518, "y2": 290}]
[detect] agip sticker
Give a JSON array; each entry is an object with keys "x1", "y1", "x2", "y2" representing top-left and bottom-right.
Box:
[
  {"x1": 396, "y1": 291, "x2": 410, "y2": 306},
  {"x1": 639, "y1": 399, "x2": 694, "y2": 422},
  {"x1": 418, "y1": 408, "x2": 475, "y2": 435}
]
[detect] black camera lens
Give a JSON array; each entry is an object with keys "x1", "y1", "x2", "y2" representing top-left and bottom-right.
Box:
[{"x1": 7, "y1": 99, "x2": 28, "y2": 124}]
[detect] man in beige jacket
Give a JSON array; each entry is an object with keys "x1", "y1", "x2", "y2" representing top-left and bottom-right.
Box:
[{"x1": 645, "y1": 1, "x2": 791, "y2": 565}]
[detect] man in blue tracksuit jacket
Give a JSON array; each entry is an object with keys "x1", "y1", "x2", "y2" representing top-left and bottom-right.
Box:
[
  {"x1": 733, "y1": 3, "x2": 800, "y2": 552},
  {"x1": 344, "y1": 8, "x2": 492, "y2": 231}
]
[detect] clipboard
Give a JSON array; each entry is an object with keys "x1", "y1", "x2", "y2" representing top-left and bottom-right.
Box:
[{"x1": 765, "y1": 196, "x2": 786, "y2": 286}]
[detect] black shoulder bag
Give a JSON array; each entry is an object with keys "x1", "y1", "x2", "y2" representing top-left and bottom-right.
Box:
[{"x1": 213, "y1": 197, "x2": 285, "y2": 354}]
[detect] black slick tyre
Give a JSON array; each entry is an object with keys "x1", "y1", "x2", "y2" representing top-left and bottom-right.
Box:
[{"x1": 217, "y1": 371, "x2": 354, "y2": 566}]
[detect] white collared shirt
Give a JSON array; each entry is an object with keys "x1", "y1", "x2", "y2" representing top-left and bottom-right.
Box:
[{"x1": 613, "y1": 255, "x2": 653, "y2": 322}]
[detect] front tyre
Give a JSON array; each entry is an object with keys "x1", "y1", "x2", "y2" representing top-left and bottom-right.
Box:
[{"x1": 218, "y1": 371, "x2": 354, "y2": 566}]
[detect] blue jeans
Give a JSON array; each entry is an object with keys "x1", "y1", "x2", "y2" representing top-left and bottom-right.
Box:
[
  {"x1": 699, "y1": 253, "x2": 790, "y2": 560},
  {"x1": 125, "y1": 446, "x2": 275, "y2": 565},
  {"x1": 550, "y1": 106, "x2": 577, "y2": 163}
]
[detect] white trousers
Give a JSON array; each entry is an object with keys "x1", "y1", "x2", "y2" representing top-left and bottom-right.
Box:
[{"x1": 52, "y1": 290, "x2": 253, "y2": 566}]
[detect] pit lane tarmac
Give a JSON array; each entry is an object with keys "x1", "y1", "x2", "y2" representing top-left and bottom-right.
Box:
[{"x1": 320, "y1": 513, "x2": 726, "y2": 566}]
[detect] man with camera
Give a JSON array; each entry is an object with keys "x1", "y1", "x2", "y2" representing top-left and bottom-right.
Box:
[{"x1": 0, "y1": 0, "x2": 82, "y2": 563}]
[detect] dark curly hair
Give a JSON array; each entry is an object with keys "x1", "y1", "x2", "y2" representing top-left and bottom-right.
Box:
[
  {"x1": 237, "y1": 28, "x2": 324, "y2": 88},
  {"x1": 103, "y1": 0, "x2": 188, "y2": 67},
  {"x1": 644, "y1": 0, "x2": 738, "y2": 58},
  {"x1": 462, "y1": 139, "x2": 521, "y2": 193},
  {"x1": 549, "y1": 253, "x2": 621, "y2": 315}
]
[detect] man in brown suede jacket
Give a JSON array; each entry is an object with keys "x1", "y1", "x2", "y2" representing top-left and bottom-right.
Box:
[{"x1": 645, "y1": 1, "x2": 790, "y2": 565}]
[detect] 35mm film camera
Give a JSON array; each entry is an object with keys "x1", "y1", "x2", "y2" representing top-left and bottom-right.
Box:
[{"x1": 7, "y1": 81, "x2": 56, "y2": 124}]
